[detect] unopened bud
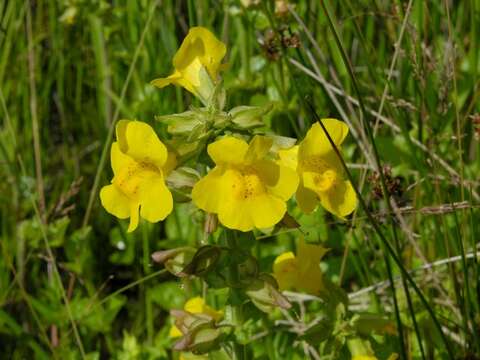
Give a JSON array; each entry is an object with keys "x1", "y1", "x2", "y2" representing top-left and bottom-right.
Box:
[
  {"x1": 151, "y1": 247, "x2": 196, "y2": 277},
  {"x1": 246, "y1": 276, "x2": 291, "y2": 313},
  {"x1": 156, "y1": 111, "x2": 201, "y2": 135},
  {"x1": 151, "y1": 247, "x2": 190, "y2": 264},
  {"x1": 181, "y1": 245, "x2": 222, "y2": 277},
  {"x1": 229, "y1": 104, "x2": 272, "y2": 129},
  {"x1": 170, "y1": 310, "x2": 223, "y2": 355},
  {"x1": 204, "y1": 213, "x2": 218, "y2": 235}
]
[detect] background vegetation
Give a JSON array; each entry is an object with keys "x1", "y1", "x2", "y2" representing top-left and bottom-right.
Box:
[{"x1": 1, "y1": 0, "x2": 479, "y2": 358}]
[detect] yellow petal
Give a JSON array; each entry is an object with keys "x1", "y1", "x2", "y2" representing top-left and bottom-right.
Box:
[
  {"x1": 169, "y1": 324, "x2": 182, "y2": 338},
  {"x1": 151, "y1": 70, "x2": 203, "y2": 99},
  {"x1": 296, "y1": 181, "x2": 318, "y2": 213},
  {"x1": 218, "y1": 196, "x2": 255, "y2": 232},
  {"x1": 207, "y1": 137, "x2": 248, "y2": 165},
  {"x1": 150, "y1": 71, "x2": 182, "y2": 89},
  {"x1": 298, "y1": 268, "x2": 323, "y2": 295},
  {"x1": 111, "y1": 142, "x2": 135, "y2": 176},
  {"x1": 163, "y1": 150, "x2": 178, "y2": 176},
  {"x1": 184, "y1": 297, "x2": 206, "y2": 313},
  {"x1": 192, "y1": 167, "x2": 227, "y2": 214},
  {"x1": 198, "y1": 167, "x2": 283, "y2": 231},
  {"x1": 173, "y1": 27, "x2": 226, "y2": 80},
  {"x1": 299, "y1": 119, "x2": 349, "y2": 159},
  {"x1": 244, "y1": 135, "x2": 273, "y2": 163},
  {"x1": 116, "y1": 120, "x2": 168, "y2": 169},
  {"x1": 249, "y1": 194, "x2": 286, "y2": 229},
  {"x1": 184, "y1": 297, "x2": 223, "y2": 321},
  {"x1": 152, "y1": 59, "x2": 213, "y2": 104},
  {"x1": 277, "y1": 145, "x2": 299, "y2": 171},
  {"x1": 296, "y1": 238, "x2": 328, "y2": 295},
  {"x1": 273, "y1": 252, "x2": 299, "y2": 291},
  {"x1": 255, "y1": 161, "x2": 298, "y2": 201},
  {"x1": 99, "y1": 184, "x2": 131, "y2": 219},
  {"x1": 297, "y1": 238, "x2": 329, "y2": 267},
  {"x1": 127, "y1": 202, "x2": 140, "y2": 232},
  {"x1": 115, "y1": 120, "x2": 129, "y2": 152},
  {"x1": 203, "y1": 303, "x2": 223, "y2": 320},
  {"x1": 139, "y1": 176, "x2": 173, "y2": 222},
  {"x1": 318, "y1": 180, "x2": 357, "y2": 218}
]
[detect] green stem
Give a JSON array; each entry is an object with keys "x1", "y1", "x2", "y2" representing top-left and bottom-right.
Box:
[
  {"x1": 142, "y1": 226, "x2": 153, "y2": 345},
  {"x1": 225, "y1": 230, "x2": 247, "y2": 360}
]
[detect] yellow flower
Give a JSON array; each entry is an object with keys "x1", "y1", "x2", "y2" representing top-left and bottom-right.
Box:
[
  {"x1": 192, "y1": 136, "x2": 299, "y2": 232},
  {"x1": 100, "y1": 120, "x2": 174, "y2": 232},
  {"x1": 278, "y1": 119, "x2": 357, "y2": 218},
  {"x1": 169, "y1": 297, "x2": 223, "y2": 338},
  {"x1": 273, "y1": 238, "x2": 328, "y2": 295},
  {"x1": 352, "y1": 356, "x2": 377, "y2": 360},
  {"x1": 151, "y1": 27, "x2": 226, "y2": 105}
]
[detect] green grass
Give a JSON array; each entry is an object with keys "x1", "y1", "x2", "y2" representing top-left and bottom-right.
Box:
[{"x1": 1, "y1": 0, "x2": 479, "y2": 359}]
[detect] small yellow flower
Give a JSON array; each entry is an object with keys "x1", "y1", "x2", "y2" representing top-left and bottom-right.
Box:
[
  {"x1": 352, "y1": 356, "x2": 377, "y2": 360},
  {"x1": 273, "y1": 238, "x2": 328, "y2": 295},
  {"x1": 278, "y1": 119, "x2": 357, "y2": 218},
  {"x1": 151, "y1": 27, "x2": 226, "y2": 105},
  {"x1": 169, "y1": 297, "x2": 223, "y2": 338},
  {"x1": 192, "y1": 136, "x2": 299, "y2": 232},
  {"x1": 100, "y1": 120, "x2": 174, "y2": 232}
]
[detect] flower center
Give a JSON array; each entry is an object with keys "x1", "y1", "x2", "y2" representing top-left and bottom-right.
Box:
[
  {"x1": 303, "y1": 169, "x2": 338, "y2": 193},
  {"x1": 300, "y1": 155, "x2": 339, "y2": 193},
  {"x1": 229, "y1": 168, "x2": 265, "y2": 200},
  {"x1": 113, "y1": 160, "x2": 160, "y2": 200},
  {"x1": 314, "y1": 169, "x2": 337, "y2": 191}
]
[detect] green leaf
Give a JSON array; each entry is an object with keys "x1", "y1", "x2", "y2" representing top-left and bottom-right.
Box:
[{"x1": 150, "y1": 281, "x2": 186, "y2": 310}]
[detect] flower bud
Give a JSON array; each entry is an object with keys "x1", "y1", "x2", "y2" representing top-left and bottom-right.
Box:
[
  {"x1": 229, "y1": 104, "x2": 273, "y2": 129},
  {"x1": 167, "y1": 167, "x2": 201, "y2": 191},
  {"x1": 156, "y1": 111, "x2": 202, "y2": 135},
  {"x1": 204, "y1": 213, "x2": 218, "y2": 235},
  {"x1": 170, "y1": 310, "x2": 224, "y2": 355},
  {"x1": 245, "y1": 275, "x2": 291, "y2": 313},
  {"x1": 151, "y1": 247, "x2": 196, "y2": 277},
  {"x1": 181, "y1": 245, "x2": 222, "y2": 277},
  {"x1": 151, "y1": 247, "x2": 191, "y2": 264}
]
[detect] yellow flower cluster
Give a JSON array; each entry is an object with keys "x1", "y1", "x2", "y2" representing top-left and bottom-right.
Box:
[{"x1": 100, "y1": 27, "x2": 357, "y2": 232}]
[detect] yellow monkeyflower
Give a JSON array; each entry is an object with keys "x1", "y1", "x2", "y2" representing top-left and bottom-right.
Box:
[
  {"x1": 151, "y1": 27, "x2": 226, "y2": 105},
  {"x1": 100, "y1": 120, "x2": 174, "y2": 232},
  {"x1": 273, "y1": 238, "x2": 328, "y2": 295},
  {"x1": 192, "y1": 136, "x2": 299, "y2": 232},
  {"x1": 278, "y1": 119, "x2": 357, "y2": 218},
  {"x1": 169, "y1": 297, "x2": 223, "y2": 338}
]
